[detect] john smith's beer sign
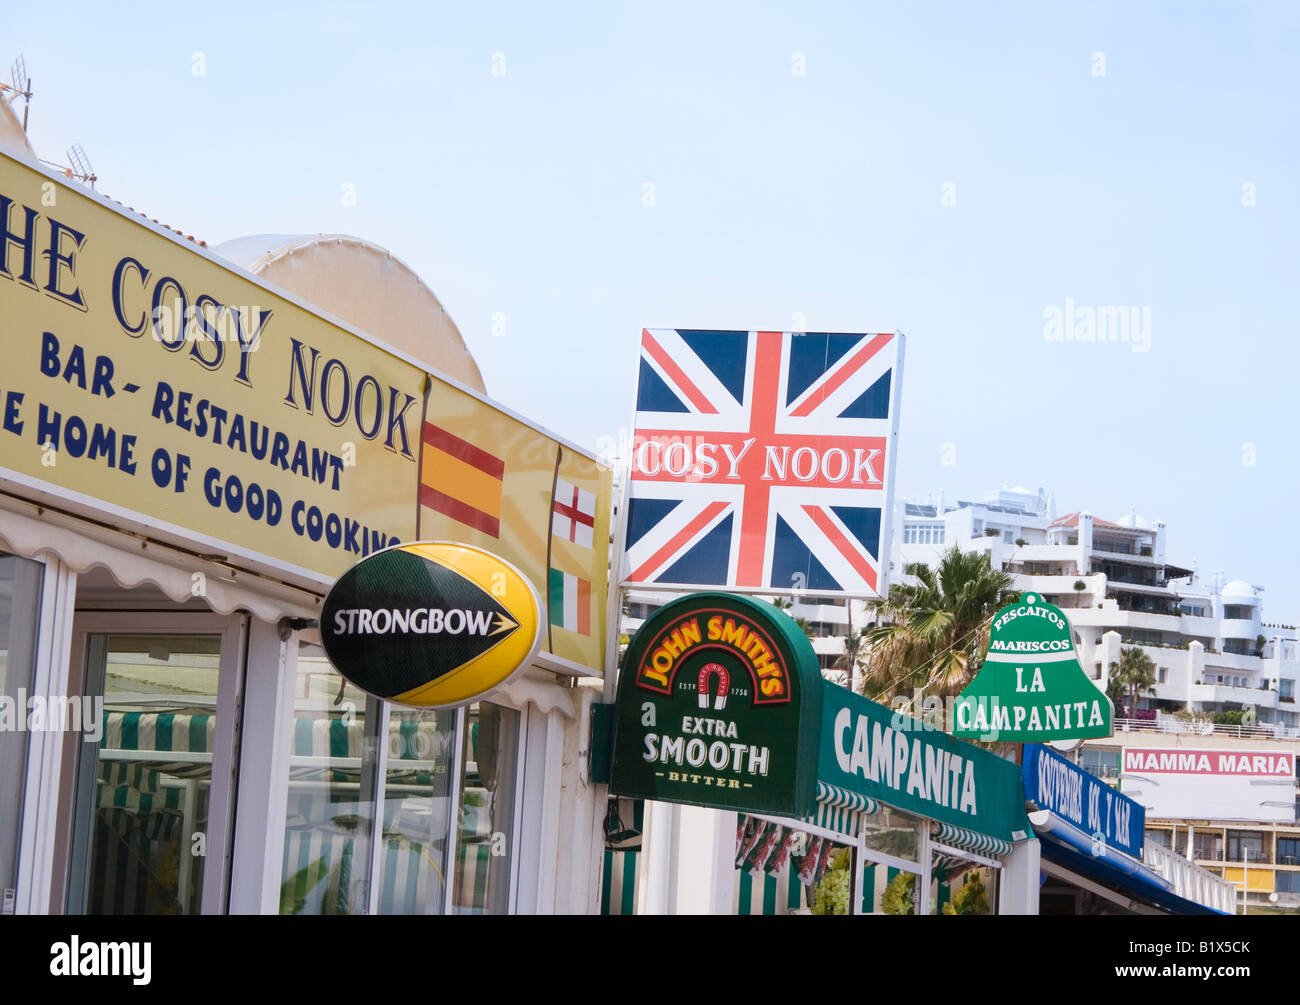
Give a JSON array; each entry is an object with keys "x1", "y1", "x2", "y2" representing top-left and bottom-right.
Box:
[{"x1": 609, "y1": 592, "x2": 821, "y2": 816}]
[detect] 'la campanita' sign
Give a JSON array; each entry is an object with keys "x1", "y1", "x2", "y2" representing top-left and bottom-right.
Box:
[
  {"x1": 609, "y1": 593, "x2": 822, "y2": 817},
  {"x1": 953, "y1": 593, "x2": 1113, "y2": 742}
]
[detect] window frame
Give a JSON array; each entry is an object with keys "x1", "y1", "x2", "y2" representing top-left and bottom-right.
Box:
[{"x1": 61, "y1": 610, "x2": 248, "y2": 915}]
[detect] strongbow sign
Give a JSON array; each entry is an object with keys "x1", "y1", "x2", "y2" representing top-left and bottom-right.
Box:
[
  {"x1": 609, "y1": 593, "x2": 822, "y2": 816},
  {"x1": 952, "y1": 593, "x2": 1112, "y2": 742},
  {"x1": 320, "y1": 542, "x2": 542, "y2": 708}
]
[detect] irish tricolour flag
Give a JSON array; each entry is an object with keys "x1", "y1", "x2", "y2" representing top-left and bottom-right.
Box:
[{"x1": 548, "y1": 568, "x2": 591, "y2": 636}]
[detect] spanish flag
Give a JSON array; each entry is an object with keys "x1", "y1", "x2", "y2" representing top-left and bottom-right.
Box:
[{"x1": 420, "y1": 422, "x2": 505, "y2": 537}]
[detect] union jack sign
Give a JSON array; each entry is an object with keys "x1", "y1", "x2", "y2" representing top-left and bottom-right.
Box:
[{"x1": 622, "y1": 329, "x2": 904, "y2": 598}]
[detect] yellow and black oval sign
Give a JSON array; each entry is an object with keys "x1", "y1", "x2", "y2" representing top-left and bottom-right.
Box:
[{"x1": 320, "y1": 542, "x2": 542, "y2": 708}]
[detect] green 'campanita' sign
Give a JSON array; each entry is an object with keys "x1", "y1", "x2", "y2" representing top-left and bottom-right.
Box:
[
  {"x1": 952, "y1": 593, "x2": 1113, "y2": 742},
  {"x1": 609, "y1": 593, "x2": 822, "y2": 817},
  {"x1": 820, "y1": 683, "x2": 1031, "y2": 843}
]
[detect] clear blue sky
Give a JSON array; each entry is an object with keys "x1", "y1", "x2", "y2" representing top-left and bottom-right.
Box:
[{"x1": 8, "y1": 1, "x2": 1298, "y2": 618}]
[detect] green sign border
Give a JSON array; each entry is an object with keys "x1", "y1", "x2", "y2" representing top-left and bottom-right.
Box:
[
  {"x1": 819, "y1": 683, "x2": 1031, "y2": 843},
  {"x1": 953, "y1": 593, "x2": 1114, "y2": 742},
  {"x1": 609, "y1": 592, "x2": 823, "y2": 817}
]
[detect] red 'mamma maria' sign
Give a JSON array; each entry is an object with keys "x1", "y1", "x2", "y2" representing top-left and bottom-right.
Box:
[{"x1": 1123, "y1": 748, "x2": 1295, "y2": 776}]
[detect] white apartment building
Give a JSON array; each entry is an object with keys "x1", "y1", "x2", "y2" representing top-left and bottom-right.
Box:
[{"x1": 893, "y1": 486, "x2": 1300, "y2": 736}]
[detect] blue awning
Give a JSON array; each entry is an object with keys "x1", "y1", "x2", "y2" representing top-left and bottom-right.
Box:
[{"x1": 1038, "y1": 834, "x2": 1230, "y2": 916}]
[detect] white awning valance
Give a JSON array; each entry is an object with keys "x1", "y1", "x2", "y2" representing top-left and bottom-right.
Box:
[{"x1": 0, "y1": 498, "x2": 319, "y2": 623}]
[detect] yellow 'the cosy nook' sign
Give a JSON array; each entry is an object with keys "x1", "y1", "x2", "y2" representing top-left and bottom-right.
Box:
[{"x1": 0, "y1": 150, "x2": 611, "y2": 672}]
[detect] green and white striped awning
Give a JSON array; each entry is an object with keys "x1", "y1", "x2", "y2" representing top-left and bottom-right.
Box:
[
  {"x1": 931, "y1": 821, "x2": 1013, "y2": 858},
  {"x1": 803, "y1": 781, "x2": 880, "y2": 838},
  {"x1": 815, "y1": 780, "x2": 878, "y2": 814},
  {"x1": 102, "y1": 711, "x2": 213, "y2": 753}
]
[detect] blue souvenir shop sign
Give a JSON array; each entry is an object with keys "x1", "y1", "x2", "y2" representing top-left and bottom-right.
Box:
[{"x1": 1022, "y1": 743, "x2": 1144, "y2": 860}]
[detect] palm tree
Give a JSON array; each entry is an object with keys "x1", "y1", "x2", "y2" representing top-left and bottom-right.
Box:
[
  {"x1": 835, "y1": 625, "x2": 869, "y2": 693},
  {"x1": 1104, "y1": 663, "x2": 1125, "y2": 709},
  {"x1": 859, "y1": 545, "x2": 1018, "y2": 701},
  {"x1": 766, "y1": 596, "x2": 811, "y2": 634},
  {"x1": 1112, "y1": 646, "x2": 1156, "y2": 717}
]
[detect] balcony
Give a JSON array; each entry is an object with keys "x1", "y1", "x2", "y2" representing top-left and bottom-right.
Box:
[
  {"x1": 1224, "y1": 851, "x2": 1274, "y2": 865},
  {"x1": 1004, "y1": 543, "x2": 1080, "y2": 564},
  {"x1": 1191, "y1": 683, "x2": 1278, "y2": 709},
  {"x1": 1112, "y1": 713, "x2": 1300, "y2": 740},
  {"x1": 1220, "y1": 618, "x2": 1261, "y2": 640},
  {"x1": 1011, "y1": 574, "x2": 1099, "y2": 601},
  {"x1": 1096, "y1": 563, "x2": 1165, "y2": 587},
  {"x1": 1082, "y1": 609, "x2": 1182, "y2": 632},
  {"x1": 789, "y1": 602, "x2": 851, "y2": 626},
  {"x1": 1180, "y1": 614, "x2": 1219, "y2": 637},
  {"x1": 1203, "y1": 651, "x2": 1270, "y2": 673},
  {"x1": 807, "y1": 635, "x2": 847, "y2": 657},
  {"x1": 1092, "y1": 539, "x2": 1149, "y2": 556}
]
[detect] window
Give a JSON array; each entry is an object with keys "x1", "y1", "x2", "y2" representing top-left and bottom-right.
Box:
[
  {"x1": 454, "y1": 702, "x2": 519, "y2": 914},
  {"x1": 860, "y1": 807, "x2": 927, "y2": 914},
  {"x1": 1277, "y1": 871, "x2": 1300, "y2": 893},
  {"x1": 280, "y1": 646, "x2": 386, "y2": 915},
  {"x1": 1192, "y1": 831, "x2": 1223, "y2": 861},
  {"x1": 734, "y1": 817, "x2": 856, "y2": 915},
  {"x1": 0, "y1": 553, "x2": 44, "y2": 906},
  {"x1": 1277, "y1": 837, "x2": 1300, "y2": 867},
  {"x1": 1280, "y1": 680, "x2": 1295, "y2": 701},
  {"x1": 1226, "y1": 830, "x2": 1266, "y2": 863},
  {"x1": 70, "y1": 632, "x2": 225, "y2": 914},
  {"x1": 279, "y1": 644, "x2": 520, "y2": 916},
  {"x1": 1145, "y1": 828, "x2": 1173, "y2": 849},
  {"x1": 1079, "y1": 748, "x2": 1120, "y2": 780},
  {"x1": 377, "y1": 705, "x2": 457, "y2": 914}
]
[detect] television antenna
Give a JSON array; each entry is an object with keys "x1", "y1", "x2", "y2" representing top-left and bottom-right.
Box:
[
  {"x1": 1, "y1": 54, "x2": 32, "y2": 131},
  {"x1": 64, "y1": 143, "x2": 97, "y2": 187}
]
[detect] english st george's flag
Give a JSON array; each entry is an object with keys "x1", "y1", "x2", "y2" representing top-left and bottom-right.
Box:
[
  {"x1": 551, "y1": 477, "x2": 596, "y2": 548},
  {"x1": 622, "y1": 329, "x2": 903, "y2": 596}
]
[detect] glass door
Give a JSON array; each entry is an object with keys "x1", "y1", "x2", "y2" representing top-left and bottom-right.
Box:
[
  {"x1": 65, "y1": 614, "x2": 245, "y2": 914},
  {"x1": 0, "y1": 553, "x2": 44, "y2": 913}
]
